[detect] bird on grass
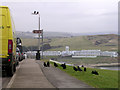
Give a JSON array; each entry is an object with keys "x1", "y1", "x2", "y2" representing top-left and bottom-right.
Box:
[
  {"x1": 81, "y1": 65, "x2": 84, "y2": 67},
  {"x1": 63, "y1": 63, "x2": 66, "y2": 69},
  {"x1": 54, "y1": 62, "x2": 58, "y2": 67},
  {"x1": 60, "y1": 64, "x2": 64, "y2": 67},
  {"x1": 47, "y1": 61, "x2": 50, "y2": 67},
  {"x1": 73, "y1": 66, "x2": 78, "y2": 71},
  {"x1": 84, "y1": 67, "x2": 87, "y2": 72},
  {"x1": 60, "y1": 63, "x2": 66, "y2": 69},
  {"x1": 77, "y1": 66, "x2": 82, "y2": 71},
  {"x1": 91, "y1": 70, "x2": 99, "y2": 75}
]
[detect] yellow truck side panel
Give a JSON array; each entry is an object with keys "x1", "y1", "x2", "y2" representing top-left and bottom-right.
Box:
[
  {"x1": 0, "y1": 6, "x2": 17, "y2": 76},
  {"x1": 0, "y1": 6, "x2": 16, "y2": 58},
  {"x1": 0, "y1": 7, "x2": 8, "y2": 58}
]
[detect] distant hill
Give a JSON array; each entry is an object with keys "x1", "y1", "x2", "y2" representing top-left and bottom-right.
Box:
[
  {"x1": 16, "y1": 31, "x2": 118, "y2": 39},
  {"x1": 16, "y1": 31, "x2": 72, "y2": 38},
  {"x1": 87, "y1": 34, "x2": 118, "y2": 46},
  {"x1": 22, "y1": 34, "x2": 118, "y2": 51},
  {"x1": 71, "y1": 31, "x2": 118, "y2": 36}
]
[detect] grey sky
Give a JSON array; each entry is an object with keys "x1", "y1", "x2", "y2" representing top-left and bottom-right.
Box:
[{"x1": 2, "y1": 0, "x2": 119, "y2": 33}]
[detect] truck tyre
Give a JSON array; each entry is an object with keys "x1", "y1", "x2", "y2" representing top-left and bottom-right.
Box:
[
  {"x1": 19, "y1": 57, "x2": 21, "y2": 61},
  {"x1": 13, "y1": 64, "x2": 16, "y2": 72},
  {"x1": 7, "y1": 65, "x2": 14, "y2": 77},
  {"x1": 17, "y1": 61, "x2": 19, "y2": 66}
]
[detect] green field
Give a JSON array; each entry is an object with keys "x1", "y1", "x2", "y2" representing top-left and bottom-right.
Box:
[
  {"x1": 49, "y1": 61, "x2": 119, "y2": 88},
  {"x1": 22, "y1": 34, "x2": 118, "y2": 51}
]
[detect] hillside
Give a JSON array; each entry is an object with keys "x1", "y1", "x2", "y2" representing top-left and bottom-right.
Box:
[
  {"x1": 22, "y1": 34, "x2": 118, "y2": 51},
  {"x1": 16, "y1": 31, "x2": 72, "y2": 38},
  {"x1": 16, "y1": 31, "x2": 117, "y2": 38}
]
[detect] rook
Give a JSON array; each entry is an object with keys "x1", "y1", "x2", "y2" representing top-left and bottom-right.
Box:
[
  {"x1": 84, "y1": 67, "x2": 86, "y2": 72},
  {"x1": 43, "y1": 62, "x2": 47, "y2": 67},
  {"x1": 91, "y1": 70, "x2": 99, "y2": 75},
  {"x1": 63, "y1": 63, "x2": 66, "y2": 69},
  {"x1": 73, "y1": 66, "x2": 78, "y2": 71},
  {"x1": 47, "y1": 61, "x2": 50, "y2": 67},
  {"x1": 54, "y1": 62, "x2": 58, "y2": 67},
  {"x1": 77, "y1": 66, "x2": 82, "y2": 71}
]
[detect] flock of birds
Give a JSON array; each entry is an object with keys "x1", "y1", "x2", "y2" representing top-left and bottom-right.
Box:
[{"x1": 43, "y1": 61, "x2": 99, "y2": 75}]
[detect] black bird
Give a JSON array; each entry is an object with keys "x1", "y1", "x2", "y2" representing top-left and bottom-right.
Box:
[
  {"x1": 73, "y1": 66, "x2": 78, "y2": 71},
  {"x1": 84, "y1": 67, "x2": 87, "y2": 72},
  {"x1": 91, "y1": 70, "x2": 99, "y2": 75},
  {"x1": 47, "y1": 61, "x2": 50, "y2": 67},
  {"x1": 63, "y1": 63, "x2": 66, "y2": 69},
  {"x1": 54, "y1": 62, "x2": 58, "y2": 67},
  {"x1": 60, "y1": 63, "x2": 66, "y2": 69},
  {"x1": 81, "y1": 65, "x2": 84, "y2": 67},
  {"x1": 43, "y1": 62, "x2": 47, "y2": 67},
  {"x1": 77, "y1": 66, "x2": 82, "y2": 71},
  {"x1": 60, "y1": 64, "x2": 64, "y2": 67}
]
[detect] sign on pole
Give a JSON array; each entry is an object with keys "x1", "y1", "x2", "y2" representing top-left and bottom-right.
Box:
[{"x1": 33, "y1": 30, "x2": 43, "y2": 34}]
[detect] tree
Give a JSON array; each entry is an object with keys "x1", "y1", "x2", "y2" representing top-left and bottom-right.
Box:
[{"x1": 41, "y1": 44, "x2": 51, "y2": 51}]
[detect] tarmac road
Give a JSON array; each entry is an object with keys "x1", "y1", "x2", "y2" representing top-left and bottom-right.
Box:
[{"x1": 10, "y1": 59, "x2": 54, "y2": 88}]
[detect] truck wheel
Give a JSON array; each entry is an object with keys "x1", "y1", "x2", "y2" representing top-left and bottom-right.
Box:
[
  {"x1": 19, "y1": 57, "x2": 21, "y2": 61},
  {"x1": 14, "y1": 64, "x2": 16, "y2": 72},
  {"x1": 17, "y1": 61, "x2": 19, "y2": 66},
  {"x1": 7, "y1": 66, "x2": 14, "y2": 77}
]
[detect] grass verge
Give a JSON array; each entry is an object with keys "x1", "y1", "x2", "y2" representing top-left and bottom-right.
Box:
[{"x1": 50, "y1": 62, "x2": 118, "y2": 88}]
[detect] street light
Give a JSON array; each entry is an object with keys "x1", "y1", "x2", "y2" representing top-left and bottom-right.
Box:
[
  {"x1": 32, "y1": 11, "x2": 40, "y2": 51},
  {"x1": 32, "y1": 11, "x2": 41, "y2": 60},
  {"x1": 32, "y1": 11, "x2": 44, "y2": 60}
]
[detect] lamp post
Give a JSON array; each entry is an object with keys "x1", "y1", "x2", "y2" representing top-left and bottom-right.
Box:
[
  {"x1": 41, "y1": 29, "x2": 43, "y2": 59},
  {"x1": 32, "y1": 11, "x2": 40, "y2": 51},
  {"x1": 32, "y1": 11, "x2": 41, "y2": 60}
]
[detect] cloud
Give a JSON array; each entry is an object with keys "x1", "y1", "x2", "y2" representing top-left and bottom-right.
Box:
[
  {"x1": 84, "y1": 9, "x2": 117, "y2": 16},
  {"x1": 85, "y1": 9, "x2": 108, "y2": 16},
  {"x1": 2, "y1": 1, "x2": 118, "y2": 33}
]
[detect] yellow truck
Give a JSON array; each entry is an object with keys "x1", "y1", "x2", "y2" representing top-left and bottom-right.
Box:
[{"x1": 0, "y1": 6, "x2": 17, "y2": 76}]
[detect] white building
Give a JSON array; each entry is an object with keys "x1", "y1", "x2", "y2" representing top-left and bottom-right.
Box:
[
  {"x1": 73, "y1": 50, "x2": 118, "y2": 57},
  {"x1": 74, "y1": 50, "x2": 101, "y2": 56},
  {"x1": 43, "y1": 51, "x2": 61, "y2": 56},
  {"x1": 26, "y1": 48, "x2": 118, "y2": 58},
  {"x1": 100, "y1": 51, "x2": 118, "y2": 57}
]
